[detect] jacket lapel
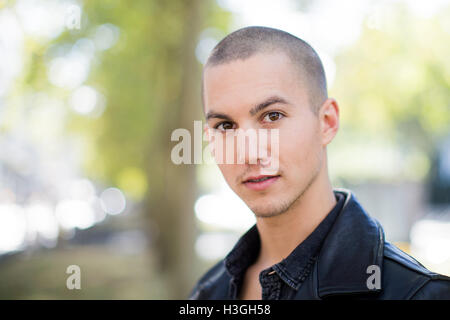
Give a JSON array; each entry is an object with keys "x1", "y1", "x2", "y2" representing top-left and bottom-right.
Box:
[{"x1": 317, "y1": 189, "x2": 385, "y2": 297}]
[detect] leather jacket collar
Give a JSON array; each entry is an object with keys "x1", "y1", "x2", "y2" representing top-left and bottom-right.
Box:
[{"x1": 316, "y1": 188, "x2": 384, "y2": 297}]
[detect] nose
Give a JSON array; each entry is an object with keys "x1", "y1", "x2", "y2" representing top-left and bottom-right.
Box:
[
  {"x1": 236, "y1": 127, "x2": 279, "y2": 175},
  {"x1": 235, "y1": 128, "x2": 257, "y2": 165},
  {"x1": 208, "y1": 124, "x2": 279, "y2": 173},
  {"x1": 234, "y1": 128, "x2": 273, "y2": 167}
]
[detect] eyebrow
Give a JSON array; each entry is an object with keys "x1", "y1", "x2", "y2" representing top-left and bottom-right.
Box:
[
  {"x1": 205, "y1": 112, "x2": 232, "y2": 121},
  {"x1": 205, "y1": 95, "x2": 289, "y2": 121},
  {"x1": 249, "y1": 95, "x2": 289, "y2": 116}
]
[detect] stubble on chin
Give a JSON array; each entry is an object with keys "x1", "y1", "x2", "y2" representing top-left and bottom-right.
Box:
[
  {"x1": 250, "y1": 199, "x2": 293, "y2": 218},
  {"x1": 247, "y1": 167, "x2": 321, "y2": 219}
]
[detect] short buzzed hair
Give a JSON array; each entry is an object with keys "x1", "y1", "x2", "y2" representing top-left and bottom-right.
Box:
[{"x1": 204, "y1": 26, "x2": 328, "y2": 114}]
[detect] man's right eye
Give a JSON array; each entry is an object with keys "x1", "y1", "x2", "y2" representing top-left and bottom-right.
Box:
[{"x1": 215, "y1": 121, "x2": 235, "y2": 131}]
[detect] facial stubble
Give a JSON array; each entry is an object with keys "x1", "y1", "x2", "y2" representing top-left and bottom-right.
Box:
[{"x1": 249, "y1": 152, "x2": 323, "y2": 219}]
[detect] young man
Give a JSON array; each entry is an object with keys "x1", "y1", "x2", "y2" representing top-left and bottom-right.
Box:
[{"x1": 190, "y1": 26, "x2": 450, "y2": 300}]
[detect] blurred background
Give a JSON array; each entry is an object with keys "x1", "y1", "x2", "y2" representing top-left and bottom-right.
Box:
[{"x1": 0, "y1": 0, "x2": 449, "y2": 299}]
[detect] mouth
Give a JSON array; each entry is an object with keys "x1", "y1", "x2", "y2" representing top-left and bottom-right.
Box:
[{"x1": 242, "y1": 174, "x2": 280, "y2": 191}]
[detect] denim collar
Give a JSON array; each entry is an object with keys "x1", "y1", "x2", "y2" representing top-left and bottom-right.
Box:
[{"x1": 224, "y1": 190, "x2": 346, "y2": 291}]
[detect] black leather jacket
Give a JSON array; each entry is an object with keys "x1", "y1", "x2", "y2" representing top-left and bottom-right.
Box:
[{"x1": 189, "y1": 189, "x2": 450, "y2": 299}]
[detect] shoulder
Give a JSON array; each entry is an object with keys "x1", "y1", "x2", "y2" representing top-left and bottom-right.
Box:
[
  {"x1": 189, "y1": 259, "x2": 231, "y2": 300},
  {"x1": 380, "y1": 241, "x2": 450, "y2": 299}
]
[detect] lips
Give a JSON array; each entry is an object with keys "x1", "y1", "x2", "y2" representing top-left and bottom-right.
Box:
[{"x1": 243, "y1": 174, "x2": 280, "y2": 191}]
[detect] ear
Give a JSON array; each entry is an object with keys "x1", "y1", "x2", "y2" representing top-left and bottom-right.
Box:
[{"x1": 319, "y1": 98, "x2": 339, "y2": 147}]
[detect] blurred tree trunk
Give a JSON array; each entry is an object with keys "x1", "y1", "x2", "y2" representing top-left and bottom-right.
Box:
[
  {"x1": 16, "y1": 0, "x2": 227, "y2": 299},
  {"x1": 144, "y1": 0, "x2": 204, "y2": 298}
]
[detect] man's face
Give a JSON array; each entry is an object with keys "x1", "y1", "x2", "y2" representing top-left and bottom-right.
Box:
[{"x1": 203, "y1": 52, "x2": 325, "y2": 217}]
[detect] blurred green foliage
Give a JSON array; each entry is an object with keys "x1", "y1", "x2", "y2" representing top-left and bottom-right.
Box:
[
  {"x1": 1, "y1": 0, "x2": 230, "y2": 299},
  {"x1": 330, "y1": 4, "x2": 450, "y2": 182}
]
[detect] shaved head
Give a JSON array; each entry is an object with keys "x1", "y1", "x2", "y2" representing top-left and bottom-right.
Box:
[{"x1": 203, "y1": 26, "x2": 328, "y2": 114}]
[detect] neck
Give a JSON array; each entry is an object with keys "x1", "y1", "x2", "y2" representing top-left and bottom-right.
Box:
[{"x1": 255, "y1": 158, "x2": 336, "y2": 268}]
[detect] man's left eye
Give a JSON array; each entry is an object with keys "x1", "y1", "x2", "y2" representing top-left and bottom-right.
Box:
[{"x1": 263, "y1": 112, "x2": 283, "y2": 122}]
